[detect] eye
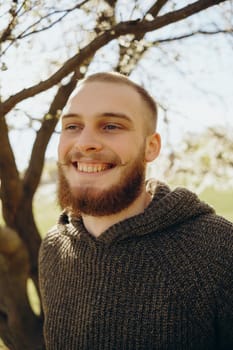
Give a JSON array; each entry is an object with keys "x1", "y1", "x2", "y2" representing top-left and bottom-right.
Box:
[
  {"x1": 103, "y1": 124, "x2": 122, "y2": 131},
  {"x1": 64, "y1": 124, "x2": 82, "y2": 131},
  {"x1": 66, "y1": 125, "x2": 77, "y2": 130}
]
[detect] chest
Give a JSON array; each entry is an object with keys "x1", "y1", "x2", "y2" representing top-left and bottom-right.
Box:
[{"x1": 43, "y1": 238, "x2": 216, "y2": 349}]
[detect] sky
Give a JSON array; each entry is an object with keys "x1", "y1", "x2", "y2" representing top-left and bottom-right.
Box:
[{"x1": 1, "y1": 0, "x2": 233, "y2": 172}]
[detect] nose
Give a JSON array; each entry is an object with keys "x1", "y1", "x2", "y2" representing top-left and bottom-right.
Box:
[{"x1": 74, "y1": 127, "x2": 103, "y2": 154}]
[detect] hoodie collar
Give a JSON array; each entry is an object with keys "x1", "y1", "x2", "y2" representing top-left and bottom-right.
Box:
[{"x1": 58, "y1": 180, "x2": 214, "y2": 244}]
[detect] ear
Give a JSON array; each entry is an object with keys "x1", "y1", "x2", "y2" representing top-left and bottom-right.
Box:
[{"x1": 145, "y1": 132, "x2": 161, "y2": 162}]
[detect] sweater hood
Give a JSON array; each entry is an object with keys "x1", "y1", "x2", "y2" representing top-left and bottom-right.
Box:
[{"x1": 58, "y1": 180, "x2": 215, "y2": 244}]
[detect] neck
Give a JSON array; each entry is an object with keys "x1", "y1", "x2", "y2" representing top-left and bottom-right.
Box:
[{"x1": 82, "y1": 188, "x2": 152, "y2": 238}]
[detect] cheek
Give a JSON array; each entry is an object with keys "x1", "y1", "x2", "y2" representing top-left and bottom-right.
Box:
[
  {"x1": 58, "y1": 137, "x2": 70, "y2": 160},
  {"x1": 117, "y1": 144, "x2": 146, "y2": 165},
  {"x1": 114, "y1": 145, "x2": 131, "y2": 164}
]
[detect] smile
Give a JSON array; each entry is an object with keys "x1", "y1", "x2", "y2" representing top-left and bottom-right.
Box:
[{"x1": 72, "y1": 162, "x2": 114, "y2": 173}]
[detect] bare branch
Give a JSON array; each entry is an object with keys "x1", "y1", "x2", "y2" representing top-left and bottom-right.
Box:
[
  {"x1": 15, "y1": 0, "x2": 89, "y2": 40},
  {"x1": 115, "y1": 0, "x2": 169, "y2": 72},
  {"x1": 147, "y1": 0, "x2": 169, "y2": 17},
  {"x1": 155, "y1": 28, "x2": 233, "y2": 43},
  {"x1": 0, "y1": 1, "x2": 29, "y2": 44},
  {"x1": 0, "y1": 117, "x2": 22, "y2": 225},
  {"x1": 0, "y1": 0, "x2": 227, "y2": 117},
  {"x1": 22, "y1": 61, "x2": 90, "y2": 197},
  {"x1": 0, "y1": 3, "x2": 18, "y2": 43},
  {"x1": 22, "y1": 73, "x2": 77, "y2": 197},
  {"x1": 1, "y1": 0, "x2": 89, "y2": 56},
  {"x1": 104, "y1": 0, "x2": 118, "y2": 7}
]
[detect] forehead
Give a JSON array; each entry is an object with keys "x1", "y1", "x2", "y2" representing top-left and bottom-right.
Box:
[{"x1": 63, "y1": 81, "x2": 144, "y2": 117}]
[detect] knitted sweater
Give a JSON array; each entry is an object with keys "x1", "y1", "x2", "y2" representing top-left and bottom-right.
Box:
[{"x1": 39, "y1": 181, "x2": 233, "y2": 350}]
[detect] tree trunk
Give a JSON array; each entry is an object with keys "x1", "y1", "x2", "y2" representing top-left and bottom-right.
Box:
[{"x1": 0, "y1": 226, "x2": 45, "y2": 350}]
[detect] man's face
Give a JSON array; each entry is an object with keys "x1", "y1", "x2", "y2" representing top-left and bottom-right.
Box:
[{"x1": 58, "y1": 81, "x2": 157, "y2": 216}]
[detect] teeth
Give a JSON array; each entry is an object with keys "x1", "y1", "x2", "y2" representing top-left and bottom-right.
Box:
[{"x1": 77, "y1": 163, "x2": 110, "y2": 173}]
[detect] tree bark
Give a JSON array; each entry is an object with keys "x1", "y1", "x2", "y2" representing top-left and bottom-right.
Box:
[{"x1": 0, "y1": 226, "x2": 45, "y2": 350}]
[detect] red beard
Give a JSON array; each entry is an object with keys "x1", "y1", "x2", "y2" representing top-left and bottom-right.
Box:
[{"x1": 57, "y1": 148, "x2": 147, "y2": 217}]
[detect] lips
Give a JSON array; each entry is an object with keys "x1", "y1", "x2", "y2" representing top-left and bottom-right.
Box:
[{"x1": 72, "y1": 162, "x2": 114, "y2": 173}]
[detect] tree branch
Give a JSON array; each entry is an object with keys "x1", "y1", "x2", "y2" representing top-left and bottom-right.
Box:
[
  {"x1": 0, "y1": 3, "x2": 18, "y2": 43},
  {"x1": 1, "y1": 0, "x2": 89, "y2": 56},
  {"x1": 19, "y1": 0, "x2": 89, "y2": 40},
  {"x1": 0, "y1": 0, "x2": 227, "y2": 117},
  {"x1": 22, "y1": 61, "x2": 91, "y2": 198},
  {"x1": 115, "y1": 0, "x2": 169, "y2": 72},
  {"x1": 0, "y1": 1, "x2": 29, "y2": 44},
  {"x1": 148, "y1": 0, "x2": 169, "y2": 17},
  {"x1": 155, "y1": 28, "x2": 233, "y2": 43},
  {"x1": 22, "y1": 72, "x2": 78, "y2": 198},
  {"x1": 0, "y1": 117, "x2": 22, "y2": 225},
  {"x1": 104, "y1": 0, "x2": 118, "y2": 7}
]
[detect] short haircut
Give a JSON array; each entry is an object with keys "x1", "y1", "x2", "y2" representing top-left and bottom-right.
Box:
[{"x1": 78, "y1": 72, "x2": 158, "y2": 134}]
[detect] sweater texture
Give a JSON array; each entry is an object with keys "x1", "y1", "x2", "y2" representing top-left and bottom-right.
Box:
[{"x1": 39, "y1": 181, "x2": 233, "y2": 350}]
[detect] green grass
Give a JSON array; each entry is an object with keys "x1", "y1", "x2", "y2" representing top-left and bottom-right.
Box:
[
  {"x1": 199, "y1": 187, "x2": 233, "y2": 221},
  {"x1": 33, "y1": 184, "x2": 60, "y2": 236},
  {"x1": 0, "y1": 184, "x2": 60, "y2": 234},
  {"x1": 0, "y1": 340, "x2": 8, "y2": 350}
]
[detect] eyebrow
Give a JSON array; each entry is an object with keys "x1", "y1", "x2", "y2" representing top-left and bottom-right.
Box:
[
  {"x1": 61, "y1": 113, "x2": 80, "y2": 119},
  {"x1": 62, "y1": 112, "x2": 133, "y2": 123}
]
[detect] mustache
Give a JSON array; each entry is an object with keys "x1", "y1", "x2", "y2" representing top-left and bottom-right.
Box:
[{"x1": 58, "y1": 150, "x2": 123, "y2": 167}]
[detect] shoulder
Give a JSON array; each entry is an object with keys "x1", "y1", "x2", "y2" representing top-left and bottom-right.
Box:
[
  {"x1": 180, "y1": 213, "x2": 233, "y2": 262},
  {"x1": 193, "y1": 213, "x2": 233, "y2": 247},
  {"x1": 188, "y1": 213, "x2": 233, "y2": 283},
  {"x1": 39, "y1": 210, "x2": 74, "y2": 248},
  {"x1": 40, "y1": 224, "x2": 61, "y2": 250},
  {"x1": 167, "y1": 213, "x2": 233, "y2": 281},
  {"x1": 38, "y1": 225, "x2": 61, "y2": 268},
  {"x1": 39, "y1": 212, "x2": 71, "y2": 260},
  {"x1": 39, "y1": 210, "x2": 82, "y2": 260}
]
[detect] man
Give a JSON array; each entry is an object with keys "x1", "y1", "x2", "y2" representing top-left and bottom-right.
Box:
[{"x1": 39, "y1": 72, "x2": 233, "y2": 350}]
